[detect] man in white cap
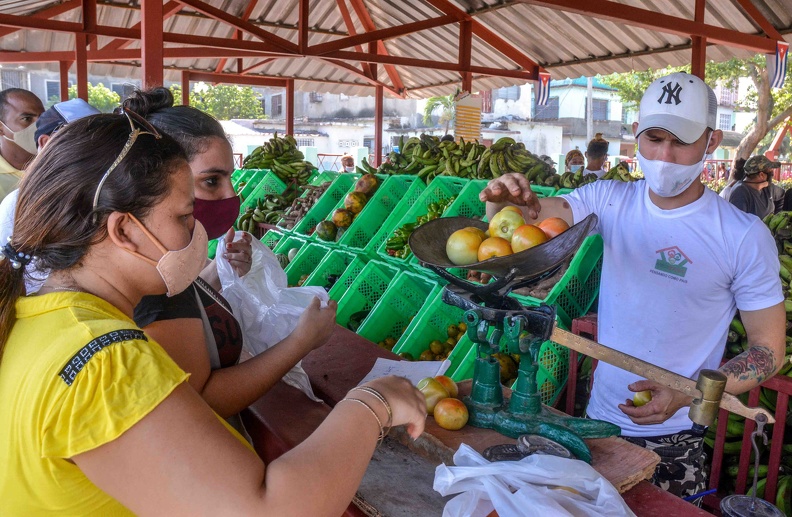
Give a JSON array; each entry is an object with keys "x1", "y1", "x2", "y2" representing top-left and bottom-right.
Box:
[{"x1": 479, "y1": 72, "x2": 785, "y2": 499}]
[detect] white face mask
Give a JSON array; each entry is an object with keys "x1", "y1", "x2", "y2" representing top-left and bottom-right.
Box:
[
  {"x1": 638, "y1": 133, "x2": 712, "y2": 198},
  {"x1": 344, "y1": 166, "x2": 355, "y2": 172},
  {"x1": 568, "y1": 164, "x2": 584, "y2": 173},
  {"x1": 1, "y1": 120, "x2": 37, "y2": 155}
]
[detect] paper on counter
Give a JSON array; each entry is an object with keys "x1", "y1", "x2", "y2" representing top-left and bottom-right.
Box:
[{"x1": 357, "y1": 358, "x2": 452, "y2": 386}]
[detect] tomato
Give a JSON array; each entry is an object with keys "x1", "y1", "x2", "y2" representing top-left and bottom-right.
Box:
[
  {"x1": 501, "y1": 206, "x2": 524, "y2": 215},
  {"x1": 633, "y1": 390, "x2": 652, "y2": 407},
  {"x1": 417, "y1": 377, "x2": 450, "y2": 414},
  {"x1": 537, "y1": 217, "x2": 570, "y2": 239},
  {"x1": 510, "y1": 224, "x2": 548, "y2": 253},
  {"x1": 489, "y1": 208, "x2": 525, "y2": 241},
  {"x1": 477, "y1": 236, "x2": 513, "y2": 261},
  {"x1": 433, "y1": 398, "x2": 469, "y2": 430},
  {"x1": 434, "y1": 375, "x2": 459, "y2": 398},
  {"x1": 462, "y1": 226, "x2": 487, "y2": 240},
  {"x1": 446, "y1": 228, "x2": 483, "y2": 265}
]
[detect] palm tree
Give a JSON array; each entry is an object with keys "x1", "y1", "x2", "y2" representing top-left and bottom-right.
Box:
[{"x1": 422, "y1": 93, "x2": 456, "y2": 135}]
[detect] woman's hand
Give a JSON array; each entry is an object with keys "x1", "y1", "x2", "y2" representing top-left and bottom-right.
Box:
[
  {"x1": 618, "y1": 380, "x2": 693, "y2": 425},
  {"x1": 290, "y1": 297, "x2": 338, "y2": 353},
  {"x1": 478, "y1": 172, "x2": 543, "y2": 219},
  {"x1": 222, "y1": 229, "x2": 253, "y2": 277},
  {"x1": 359, "y1": 376, "x2": 427, "y2": 440}
]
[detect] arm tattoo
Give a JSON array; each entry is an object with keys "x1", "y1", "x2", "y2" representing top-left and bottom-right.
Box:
[{"x1": 721, "y1": 346, "x2": 776, "y2": 383}]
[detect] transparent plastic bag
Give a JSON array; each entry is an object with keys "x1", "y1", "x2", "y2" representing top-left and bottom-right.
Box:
[
  {"x1": 217, "y1": 232, "x2": 328, "y2": 401},
  {"x1": 434, "y1": 444, "x2": 635, "y2": 517}
]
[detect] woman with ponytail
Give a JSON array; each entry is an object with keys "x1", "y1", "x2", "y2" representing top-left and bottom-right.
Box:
[{"x1": 0, "y1": 112, "x2": 426, "y2": 515}]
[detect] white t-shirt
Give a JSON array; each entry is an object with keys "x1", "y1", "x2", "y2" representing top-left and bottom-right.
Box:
[
  {"x1": 562, "y1": 180, "x2": 782, "y2": 437},
  {"x1": 0, "y1": 189, "x2": 47, "y2": 294}
]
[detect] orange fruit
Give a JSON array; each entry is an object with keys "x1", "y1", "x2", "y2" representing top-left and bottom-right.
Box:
[
  {"x1": 511, "y1": 224, "x2": 548, "y2": 253},
  {"x1": 537, "y1": 217, "x2": 570, "y2": 239},
  {"x1": 477, "y1": 237, "x2": 513, "y2": 261}
]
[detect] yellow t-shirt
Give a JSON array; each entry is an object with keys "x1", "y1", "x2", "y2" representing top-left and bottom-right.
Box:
[
  {"x1": 0, "y1": 152, "x2": 22, "y2": 202},
  {"x1": 0, "y1": 292, "x2": 249, "y2": 515}
]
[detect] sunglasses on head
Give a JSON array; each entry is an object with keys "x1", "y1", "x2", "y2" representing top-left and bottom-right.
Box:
[{"x1": 91, "y1": 108, "x2": 162, "y2": 217}]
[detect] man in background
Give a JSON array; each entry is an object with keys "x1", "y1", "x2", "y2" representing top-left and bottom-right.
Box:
[{"x1": 0, "y1": 88, "x2": 44, "y2": 200}]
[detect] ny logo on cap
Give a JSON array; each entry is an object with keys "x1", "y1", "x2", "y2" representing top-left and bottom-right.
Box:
[{"x1": 657, "y1": 82, "x2": 682, "y2": 105}]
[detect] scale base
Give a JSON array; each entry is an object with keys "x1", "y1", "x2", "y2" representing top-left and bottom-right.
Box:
[{"x1": 463, "y1": 395, "x2": 502, "y2": 428}]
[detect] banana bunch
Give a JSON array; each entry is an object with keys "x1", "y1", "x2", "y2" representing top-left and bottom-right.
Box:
[
  {"x1": 553, "y1": 170, "x2": 598, "y2": 189},
  {"x1": 478, "y1": 137, "x2": 556, "y2": 182},
  {"x1": 236, "y1": 191, "x2": 299, "y2": 234},
  {"x1": 600, "y1": 162, "x2": 636, "y2": 182},
  {"x1": 242, "y1": 133, "x2": 314, "y2": 185}
]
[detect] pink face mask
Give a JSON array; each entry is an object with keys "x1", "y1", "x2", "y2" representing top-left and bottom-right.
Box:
[{"x1": 125, "y1": 213, "x2": 209, "y2": 296}]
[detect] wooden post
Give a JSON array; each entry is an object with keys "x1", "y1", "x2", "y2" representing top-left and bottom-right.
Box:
[
  {"x1": 286, "y1": 79, "x2": 295, "y2": 136},
  {"x1": 74, "y1": 33, "x2": 88, "y2": 101},
  {"x1": 181, "y1": 70, "x2": 190, "y2": 106},
  {"x1": 374, "y1": 84, "x2": 383, "y2": 167},
  {"x1": 59, "y1": 60, "x2": 72, "y2": 101},
  {"x1": 691, "y1": 0, "x2": 706, "y2": 79},
  {"x1": 141, "y1": 0, "x2": 164, "y2": 88}
]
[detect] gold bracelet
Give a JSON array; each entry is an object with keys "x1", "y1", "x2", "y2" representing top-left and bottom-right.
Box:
[
  {"x1": 340, "y1": 397, "x2": 385, "y2": 447},
  {"x1": 351, "y1": 386, "x2": 393, "y2": 431}
]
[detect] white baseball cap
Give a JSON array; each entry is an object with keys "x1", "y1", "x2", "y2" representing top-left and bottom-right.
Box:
[{"x1": 635, "y1": 72, "x2": 717, "y2": 144}]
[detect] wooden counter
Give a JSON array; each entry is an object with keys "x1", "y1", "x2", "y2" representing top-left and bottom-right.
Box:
[{"x1": 242, "y1": 325, "x2": 713, "y2": 516}]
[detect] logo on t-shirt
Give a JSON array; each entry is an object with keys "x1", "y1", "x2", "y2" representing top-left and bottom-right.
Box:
[{"x1": 654, "y1": 246, "x2": 692, "y2": 278}]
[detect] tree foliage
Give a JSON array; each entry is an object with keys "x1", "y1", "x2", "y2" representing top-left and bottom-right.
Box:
[
  {"x1": 66, "y1": 82, "x2": 120, "y2": 113},
  {"x1": 169, "y1": 83, "x2": 264, "y2": 120},
  {"x1": 601, "y1": 57, "x2": 792, "y2": 162},
  {"x1": 422, "y1": 93, "x2": 456, "y2": 134}
]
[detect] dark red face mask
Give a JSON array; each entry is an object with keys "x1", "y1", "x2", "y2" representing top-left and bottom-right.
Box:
[{"x1": 193, "y1": 195, "x2": 241, "y2": 240}]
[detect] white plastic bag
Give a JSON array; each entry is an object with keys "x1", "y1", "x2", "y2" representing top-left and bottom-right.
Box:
[
  {"x1": 434, "y1": 444, "x2": 636, "y2": 517},
  {"x1": 217, "y1": 232, "x2": 329, "y2": 402}
]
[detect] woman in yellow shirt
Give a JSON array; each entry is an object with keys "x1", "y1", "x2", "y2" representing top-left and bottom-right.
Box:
[{"x1": 0, "y1": 111, "x2": 426, "y2": 516}]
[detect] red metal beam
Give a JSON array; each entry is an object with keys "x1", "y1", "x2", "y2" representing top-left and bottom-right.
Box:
[
  {"x1": 182, "y1": 71, "x2": 191, "y2": 106},
  {"x1": 0, "y1": 14, "x2": 137, "y2": 39},
  {"x1": 424, "y1": 0, "x2": 544, "y2": 74},
  {"x1": 0, "y1": 47, "x2": 295, "y2": 64},
  {"x1": 215, "y1": 0, "x2": 259, "y2": 73},
  {"x1": 733, "y1": 0, "x2": 785, "y2": 41},
  {"x1": 101, "y1": 1, "x2": 182, "y2": 52},
  {"x1": 348, "y1": 0, "x2": 405, "y2": 95},
  {"x1": 59, "y1": 61, "x2": 73, "y2": 101},
  {"x1": 0, "y1": 0, "x2": 80, "y2": 39},
  {"x1": 691, "y1": 0, "x2": 706, "y2": 79},
  {"x1": 334, "y1": 0, "x2": 373, "y2": 78},
  {"x1": 241, "y1": 58, "x2": 277, "y2": 75},
  {"x1": 185, "y1": 71, "x2": 289, "y2": 88},
  {"x1": 141, "y1": 0, "x2": 164, "y2": 89},
  {"x1": 174, "y1": 0, "x2": 298, "y2": 54},
  {"x1": 286, "y1": 79, "x2": 295, "y2": 135},
  {"x1": 308, "y1": 14, "x2": 458, "y2": 56},
  {"x1": 75, "y1": 33, "x2": 88, "y2": 101},
  {"x1": 298, "y1": 0, "x2": 309, "y2": 55},
  {"x1": 459, "y1": 18, "x2": 472, "y2": 91},
  {"x1": 319, "y1": 58, "x2": 401, "y2": 97},
  {"x1": 82, "y1": 0, "x2": 97, "y2": 47},
  {"x1": 374, "y1": 85, "x2": 383, "y2": 167},
  {"x1": 517, "y1": 0, "x2": 779, "y2": 53}
]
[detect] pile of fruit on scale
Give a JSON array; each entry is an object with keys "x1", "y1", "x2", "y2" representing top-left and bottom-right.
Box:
[
  {"x1": 241, "y1": 133, "x2": 316, "y2": 185},
  {"x1": 446, "y1": 206, "x2": 570, "y2": 266},
  {"x1": 315, "y1": 174, "x2": 380, "y2": 242},
  {"x1": 417, "y1": 375, "x2": 469, "y2": 431}
]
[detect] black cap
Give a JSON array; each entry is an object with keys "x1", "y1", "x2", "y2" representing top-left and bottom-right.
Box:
[{"x1": 35, "y1": 98, "x2": 101, "y2": 146}]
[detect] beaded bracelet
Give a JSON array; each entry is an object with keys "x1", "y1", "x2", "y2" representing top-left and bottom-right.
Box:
[
  {"x1": 340, "y1": 397, "x2": 385, "y2": 447},
  {"x1": 350, "y1": 386, "x2": 393, "y2": 431}
]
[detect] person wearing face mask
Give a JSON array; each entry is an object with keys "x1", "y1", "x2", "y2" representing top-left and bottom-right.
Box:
[
  {"x1": 0, "y1": 111, "x2": 426, "y2": 515},
  {"x1": 0, "y1": 98, "x2": 101, "y2": 292},
  {"x1": 125, "y1": 88, "x2": 336, "y2": 430},
  {"x1": 340, "y1": 154, "x2": 355, "y2": 172},
  {"x1": 565, "y1": 148, "x2": 585, "y2": 173},
  {"x1": 0, "y1": 88, "x2": 45, "y2": 200},
  {"x1": 479, "y1": 72, "x2": 784, "y2": 501},
  {"x1": 728, "y1": 155, "x2": 781, "y2": 219}
]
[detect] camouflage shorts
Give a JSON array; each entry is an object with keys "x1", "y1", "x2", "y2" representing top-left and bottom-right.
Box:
[{"x1": 622, "y1": 431, "x2": 708, "y2": 503}]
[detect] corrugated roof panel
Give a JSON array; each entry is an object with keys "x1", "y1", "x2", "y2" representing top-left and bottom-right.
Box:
[{"x1": 0, "y1": 0, "x2": 59, "y2": 16}]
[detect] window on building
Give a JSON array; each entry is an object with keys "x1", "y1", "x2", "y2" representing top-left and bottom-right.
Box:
[
  {"x1": 1, "y1": 69, "x2": 29, "y2": 90},
  {"x1": 271, "y1": 94, "x2": 283, "y2": 117},
  {"x1": 364, "y1": 137, "x2": 375, "y2": 153},
  {"x1": 481, "y1": 90, "x2": 493, "y2": 113},
  {"x1": 296, "y1": 138, "x2": 315, "y2": 147},
  {"x1": 111, "y1": 83, "x2": 136, "y2": 101},
  {"x1": 534, "y1": 97, "x2": 559, "y2": 120},
  {"x1": 309, "y1": 92, "x2": 323, "y2": 103},
  {"x1": 585, "y1": 99, "x2": 610, "y2": 121},
  {"x1": 719, "y1": 86, "x2": 738, "y2": 106},
  {"x1": 719, "y1": 113, "x2": 732, "y2": 131},
  {"x1": 45, "y1": 80, "x2": 65, "y2": 102},
  {"x1": 495, "y1": 85, "x2": 520, "y2": 102}
]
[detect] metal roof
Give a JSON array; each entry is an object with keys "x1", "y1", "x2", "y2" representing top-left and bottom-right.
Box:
[{"x1": 1, "y1": 0, "x2": 790, "y2": 98}]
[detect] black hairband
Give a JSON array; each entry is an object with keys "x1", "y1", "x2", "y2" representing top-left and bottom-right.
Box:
[{"x1": 2, "y1": 239, "x2": 32, "y2": 270}]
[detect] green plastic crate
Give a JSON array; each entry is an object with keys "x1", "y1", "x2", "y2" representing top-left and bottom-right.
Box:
[
  {"x1": 393, "y1": 288, "x2": 473, "y2": 373},
  {"x1": 335, "y1": 260, "x2": 400, "y2": 329},
  {"x1": 238, "y1": 170, "x2": 269, "y2": 202},
  {"x1": 326, "y1": 255, "x2": 368, "y2": 301},
  {"x1": 231, "y1": 168, "x2": 245, "y2": 184},
  {"x1": 232, "y1": 169, "x2": 255, "y2": 190},
  {"x1": 530, "y1": 184, "x2": 558, "y2": 198},
  {"x1": 356, "y1": 270, "x2": 440, "y2": 344},
  {"x1": 207, "y1": 238, "x2": 219, "y2": 260},
  {"x1": 309, "y1": 170, "x2": 340, "y2": 186},
  {"x1": 260, "y1": 229, "x2": 285, "y2": 250},
  {"x1": 376, "y1": 176, "x2": 470, "y2": 267},
  {"x1": 555, "y1": 187, "x2": 574, "y2": 196},
  {"x1": 302, "y1": 248, "x2": 360, "y2": 291},
  {"x1": 291, "y1": 174, "x2": 359, "y2": 239},
  {"x1": 509, "y1": 233, "x2": 603, "y2": 330},
  {"x1": 272, "y1": 234, "x2": 307, "y2": 256},
  {"x1": 283, "y1": 242, "x2": 332, "y2": 287},
  {"x1": 336, "y1": 175, "x2": 426, "y2": 254},
  {"x1": 362, "y1": 178, "x2": 429, "y2": 260},
  {"x1": 240, "y1": 171, "x2": 288, "y2": 213}
]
